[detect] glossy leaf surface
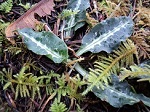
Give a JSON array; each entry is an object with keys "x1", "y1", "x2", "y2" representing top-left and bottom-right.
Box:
[
  {"x1": 18, "y1": 28, "x2": 68, "y2": 63},
  {"x1": 64, "y1": 0, "x2": 90, "y2": 37},
  {"x1": 93, "y1": 75, "x2": 150, "y2": 108},
  {"x1": 76, "y1": 16, "x2": 134, "y2": 56}
]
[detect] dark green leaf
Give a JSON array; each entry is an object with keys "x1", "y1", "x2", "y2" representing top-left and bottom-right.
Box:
[
  {"x1": 64, "y1": 0, "x2": 90, "y2": 37},
  {"x1": 92, "y1": 75, "x2": 150, "y2": 108},
  {"x1": 76, "y1": 16, "x2": 134, "y2": 56},
  {"x1": 18, "y1": 28, "x2": 68, "y2": 63},
  {"x1": 67, "y1": 0, "x2": 90, "y2": 11}
]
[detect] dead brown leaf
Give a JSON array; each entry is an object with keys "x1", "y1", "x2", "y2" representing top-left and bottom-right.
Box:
[{"x1": 5, "y1": 0, "x2": 54, "y2": 44}]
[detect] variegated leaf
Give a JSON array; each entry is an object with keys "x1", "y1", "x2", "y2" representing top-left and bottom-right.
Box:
[
  {"x1": 76, "y1": 16, "x2": 134, "y2": 56},
  {"x1": 64, "y1": 0, "x2": 90, "y2": 38},
  {"x1": 18, "y1": 28, "x2": 68, "y2": 63}
]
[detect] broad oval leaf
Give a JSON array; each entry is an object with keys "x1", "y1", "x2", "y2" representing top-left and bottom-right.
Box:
[
  {"x1": 76, "y1": 16, "x2": 134, "y2": 56},
  {"x1": 92, "y1": 75, "x2": 150, "y2": 108},
  {"x1": 18, "y1": 28, "x2": 68, "y2": 63}
]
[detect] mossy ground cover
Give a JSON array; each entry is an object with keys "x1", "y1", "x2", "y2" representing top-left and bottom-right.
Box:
[{"x1": 0, "y1": 0, "x2": 150, "y2": 111}]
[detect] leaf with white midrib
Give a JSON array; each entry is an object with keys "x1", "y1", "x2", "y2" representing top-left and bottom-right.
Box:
[
  {"x1": 22, "y1": 33, "x2": 62, "y2": 59},
  {"x1": 93, "y1": 75, "x2": 150, "y2": 107},
  {"x1": 18, "y1": 28, "x2": 68, "y2": 63},
  {"x1": 67, "y1": 0, "x2": 82, "y2": 29},
  {"x1": 76, "y1": 16, "x2": 134, "y2": 56},
  {"x1": 64, "y1": 0, "x2": 90, "y2": 37}
]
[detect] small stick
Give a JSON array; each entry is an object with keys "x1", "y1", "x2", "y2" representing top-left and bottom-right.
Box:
[
  {"x1": 39, "y1": 92, "x2": 56, "y2": 112},
  {"x1": 109, "y1": 2, "x2": 121, "y2": 18},
  {"x1": 60, "y1": 20, "x2": 65, "y2": 41},
  {"x1": 68, "y1": 47, "x2": 79, "y2": 58},
  {"x1": 92, "y1": 0, "x2": 99, "y2": 19}
]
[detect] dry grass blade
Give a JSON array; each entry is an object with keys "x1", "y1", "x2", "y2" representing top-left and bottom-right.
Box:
[{"x1": 5, "y1": 0, "x2": 54, "y2": 44}]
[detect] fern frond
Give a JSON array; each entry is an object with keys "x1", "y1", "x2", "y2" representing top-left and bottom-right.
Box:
[
  {"x1": 59, "y1": 9, "x2": 79, "y2": 19},
  {"x1": 5, "y1": 46, "x2": 22, "y2": 55},
  {"x1": 0, "y1": 0, "x2": 13, "y2": 13},
  {"x1": 55, "y1": 74, "x2": 71, "y2": 102},
  {"x1": 13, "y1": 66, "x2": 41, "y2": 99},
  {"x1": 1, "y1": 68, "x2": 13, "y2": 86},
  {"x1": 3, "y1": 65, "x2": 44, "y2": 99},
  {"x1": 50, "y1": 98, "x2": 67, "y2": 112},
  {"x1": 82, "y1": 39, "x2": 138, "y2": 95},
  {"x1": 120, "y1": 65, "x2": 150, "y2": 82},
  {"x1": 0, "y1": 20, "x2": 10, "y2": 54},
  {"x1": 38, "y1": 71, "x2": 59, "y2": 95},
  {"x1": 0, "y1": 20, "x2": 10, "y2": 31}
]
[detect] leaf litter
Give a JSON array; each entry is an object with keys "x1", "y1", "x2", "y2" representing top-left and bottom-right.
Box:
[
  {"x1": 5, "y1": 0, "x2": 54, "y2": 44},
  {"x1": 0, "y1": 0, "x2": 150, "y2": 112}
]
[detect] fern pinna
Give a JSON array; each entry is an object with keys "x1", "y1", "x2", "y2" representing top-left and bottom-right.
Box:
[
  {"x1": 0, "y1": 0, "x2": 13, "y2": 13},
  {"x1": 82, "y1": 39, "x2": 138, "y2": 95},
  {"x1": 120, "y1": 64, "x2": 150, "y2": 82}
]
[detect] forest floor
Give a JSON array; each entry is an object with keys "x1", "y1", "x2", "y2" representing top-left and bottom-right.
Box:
[{"x1": 0, "y1": 0, "x2": 150, "y2": 112}]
